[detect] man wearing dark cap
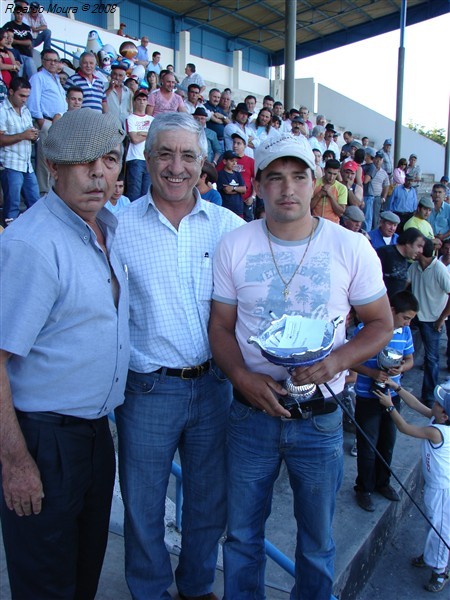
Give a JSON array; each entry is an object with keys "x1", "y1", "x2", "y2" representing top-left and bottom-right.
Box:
[
  {"x1": 106, "y1": 62, "x2": 133, "y2": 127},
  {"x1": 209, "y1": 132, "x2": 391, "y2": 599},
  {"x1": 0, "y1": 109, "x2": 129, "y2": 599},
  {"x1": 341, "y1": 205, "x2": 369, "y2": 237},
  {"x1": 378, "y1": 138, "x2": 393, "y2": 181},
  {"x1": 369, "y1": 211, "x2": 400, "y2": 249},
  {"x1": 290, "y1": 115, "x2": 308, "y2": 137},
  {"x1": 126, "y1": 88, "x2": 153, "y2": 200},
  {"x1": 193, "y1": 105, "x2": 221, "y2": 165},
  {"x1": 404, "y1": 196, "x2": 442, "y2": 251},
  {"x1": 322, "y1": 123, "x2": 340, "y2": 158},
  {"x1": 224, "y1": 102, "x2": 254, "y2": 157},
  {"x1": 217, "y1": 149, "x2": 247, "y2": 217},
  {"x1": 406, "y1": 153, "x2": 421, "y2": 188}
]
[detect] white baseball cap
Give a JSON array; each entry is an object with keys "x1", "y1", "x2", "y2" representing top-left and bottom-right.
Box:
[{"x1": 254, "y1": 133, "x2": 316, "y2": 172}]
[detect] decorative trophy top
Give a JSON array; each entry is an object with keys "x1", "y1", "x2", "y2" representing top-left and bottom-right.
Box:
[
  {"x1": 248, "y1": 314, "x2": 343, "y2": 367},
  {"x1": 377, "y1": 346, "x2": 403, "y2": 370}
]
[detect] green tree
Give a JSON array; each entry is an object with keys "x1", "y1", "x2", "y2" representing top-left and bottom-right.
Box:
[{"x1": 407, "y1": 122, "x2": 446, "y2": 146}]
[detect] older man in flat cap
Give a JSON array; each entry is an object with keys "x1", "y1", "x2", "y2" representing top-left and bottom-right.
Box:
[{"x1": 0, "y1": 108, "x2": 130, "y2": 600}]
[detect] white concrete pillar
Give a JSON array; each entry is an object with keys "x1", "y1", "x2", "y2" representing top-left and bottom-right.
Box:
[
  {"x1": 232, "y1": 50, "x2": 242, "y2": 90},
  {"x1": 106, "y1": 8, "x2": 120, "y2": 32},
  {"x1": 176, "y1": 30, "x2": 190, "y2": 75}
]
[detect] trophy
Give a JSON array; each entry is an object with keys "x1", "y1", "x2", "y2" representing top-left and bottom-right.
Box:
[
  {"x1": 248, "y1": 314, "x2": 343, "y2": 418},
  {"x1": 370, "y1": 346, "x2": 403, "y2": 394}
]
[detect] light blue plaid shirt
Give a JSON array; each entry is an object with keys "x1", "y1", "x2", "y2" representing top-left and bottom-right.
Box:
[
  {"x1": 0, "y1": 99, "x2": 34, "y2": 172},
  {"x1": 113, "y1": 189, "x2": 243, "y2": 372}
]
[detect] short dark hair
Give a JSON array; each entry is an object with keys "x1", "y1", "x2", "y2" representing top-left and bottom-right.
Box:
[
  {"x1": 41, "y1": 48, "x2": 59, "y2": 61},
  {"x1": 344, "y1": 130, "x2": 352, "y2": 137},
  {"x1": 421, "y1": 238, "x2": 434, "y2": 258},
  {"x1": 66, "y1": 85, "x2": 83, "y2": 96},
  {"x1": 245, "y1": 94, "x2": 256, "y2": 103},
  {"x1": 325, "y1": 159, "x2": 340, "y2": 170},
  {"x1": 186, "y1": 62, "x2": 196, "y2": 72},
  {"x1": 152, "y1": 51, "x2": 160, "y2": 58},
  {"x1": 322, "y1": 150, "x2": 336, "y2": 161},
  {"x1": 209, "y1": 87, "x2": 220, "y2": 95},
  {"x1": 433, "y1": 183, "x2": 447, "y2": 193},
  {"x1": 273, "y1": 101, "x2": 283, "y2": 108},
  {"x1": 188, "y1": 83, "x2": 200, "y2": 93},
  {"x1": 354, "y1": 148, "x2": 365, "y2": 164},
  {"x1": 397, "y1": 227, "x2": 424, "y2": 247},
  {"x1": 390, "y1": 290, "x2": 419, "y2": 314},
  {"x1": 362, "y1": 136, "x2": 369, "y2": 142},
  {"x1": 263, "y1": 95, "x2": 274, "y2": 103},
  {"x1": 201, "y1": 161, "x2": 218, "y2": 185},
  {"x1": 9, "y1": 76, "x2": 31, "y2": 92}
]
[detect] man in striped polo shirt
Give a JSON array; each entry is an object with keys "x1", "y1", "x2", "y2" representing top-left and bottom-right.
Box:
[{"x1": 65, "y1": 52, "x2": 107, "y2": 113}]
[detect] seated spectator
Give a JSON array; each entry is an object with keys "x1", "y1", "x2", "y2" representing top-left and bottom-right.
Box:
[
  {"x1": 125, "y1": 89, "x2": 153, "y2": 201},
  {"x1": 179, "y1": 63, "x2": 205, "y2": 95},
  {"x1": 219, "y1": 89, "x2": 232, "y2": 118},
  {"x1": 58, "y1": 70, "x2": 69, "y2": 87},
  {"x1": 66, "y1": 85, "x2": 83, "y2": 111},
  {"x1": 217, "y1": 150, "x2": 246, "y2": 218},
  {"x1": 312, "y1": 148, "x2": 323, "y2": 180},
  {"x1": 322, "y1": 149, "x2": 336, "y2": 163},
  {"x1": 146, "y1": 71, "x2": 186, "y2": 116},
  {"x1": 369, "y1": 211, "x2": 400, "y2": 249},
  {"x1": 23, "y1": 2, "x2": 51, "y2": 50},
  {"x1": 0, "y1": 28, "x2": 20, "y2": 88},
  {"x1": 193, "y1": 106, "x2": 221, "y2": 165},
  {"x1": 262, "y1": 95, "x2": 274, "y2": 111},
  {"x1": 248, "y1": 107, "x2": 276, "y2": 148},
  {"x1": 224, "y1": 102, "x2": 254, "y2": 157},
  {"x1": 4, "y1": 4, "x2": 36, "y2": 79},
  {"x1": 389, "y1": 173, "x2": 418, "y2": 231},
  {"x1": 361, "y1": 136, "x2": 369, "y2": 147},
  {"x1": 272, "y1": 101, "x2": 283, "y2": 119},
  {"x1": 404, "y1": 196, "x2": 442, "y2": 251},
  {"x1": 145, "y1": 70, "x2": 159, "y2": 93},
  {"x1": 135, "y1": 36, "x2": 150, "y2": 68},
  {"x1": 245, "y1": 94, "x2": 257, "y2": 121},
  {"x1": 146, "y1": 51, "x2": 161, "y2": 75},
  {"x1": 429, "y1": 183, "x2": 450, "y2": 241},
  {"x1": 104, "y1": 176, "x2": 130, "y2": 214},
  {"x1": 196, "y1": 161, "x2": 222, "y2": 205},
  {"x1": 184, "y1": 83, "x2": 203, "y2": 114},
  {"x1": 165, "y1": 64, "x2": 179, "y2": 83},
  {"x1": 124, "y1": 77, "x2": 138, "y2": 94},
  {"x1": 311, "y1": 158, "x2": 347, "y2": 223},
  {"x1": 341, "y1": 205, "x2": 368, "y2": 237},
  {"x1": 271, "y1": 115, "x2": 281, "y2": 130},
  {"x1": 393, "y1": 158, "x2": 407, "y2": 185},
  {"x1": 204, "y1": 88, "x2": 229, "y2": 150}
]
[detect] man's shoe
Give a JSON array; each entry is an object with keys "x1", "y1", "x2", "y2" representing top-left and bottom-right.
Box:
[
  {"x1": 179, "y1": 593, "x2": 219, "y2": 600},
  {"x1": 355, "y1": 490, "x2": 375, "y2": 512},
  {"x1": 377, "y1": 485, "x2": 400, "y2": 501},
  {"x1": 424, "y1": 570, "x2": 449, "y2": 593}
]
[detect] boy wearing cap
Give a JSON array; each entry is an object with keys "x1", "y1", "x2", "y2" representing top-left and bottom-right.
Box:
[
  {"x1": 377, "y1": 382, "x2": 450, "y2": 593},
  {"x1": 369, "y1": 211, "x2": 400, "y2": 249},
  {"x1": 217, "y1": 150, "x2": 246, "y2": 217},
  {"x1": 125, "y1": 89, "x2": 153, "y2": 201},
  {"x1": 209, "y1": 133, "x2": 392, "y2": 600}
]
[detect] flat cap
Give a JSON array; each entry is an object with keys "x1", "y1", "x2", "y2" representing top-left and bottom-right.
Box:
[
  {"x1": 418, "y1": 196, "x2": 433, "y2": 209},
  {"x1": 380, "y1": 211, "x2": 400, "y2": 224},
  {"x1": 343, "y1": 205, "x2": 365, "y2": 222},
  {"x1": 364, "y1": 147, "x2": 376, "y2": 158},
  {"x1": 44, "y1": 109, "x2": 125, "y2": 164}
]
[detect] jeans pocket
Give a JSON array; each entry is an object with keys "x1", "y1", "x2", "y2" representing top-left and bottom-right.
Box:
[
  {"x1": 125, "y1": 371, "x2": 158, "y2": 395},
  {"x1": 229, "y1": 398, "x2": 255, "y2": 421},
  {"x1": 210, "y1": 363, "x2": 229, "y2": 383},
  {"x1": 312, "y1": 407, "x2": 342, "y2": 433}
]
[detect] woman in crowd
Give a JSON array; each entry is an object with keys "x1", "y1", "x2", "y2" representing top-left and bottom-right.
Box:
[
  {"x1": 0, "y1": 28, "x2": 20, "y2": 89},
  {"x1": 248, "y1": 107, "x2": 275, "y2": 149},
  {"x1": 393, "y1": 158, "x2": 408, "y2": 185}
]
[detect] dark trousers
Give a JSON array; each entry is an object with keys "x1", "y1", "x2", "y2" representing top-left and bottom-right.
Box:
[
  {"x1": 355, "y1": 394, "x2": 400, "y2": 492},
  {"x1": 0, "y1": 414, "x2": 115, "y2": 600}
]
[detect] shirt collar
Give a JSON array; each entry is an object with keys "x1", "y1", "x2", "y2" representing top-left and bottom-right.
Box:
[{"x1": 137, "y1": 187, "x2": 210, "y2": 221}]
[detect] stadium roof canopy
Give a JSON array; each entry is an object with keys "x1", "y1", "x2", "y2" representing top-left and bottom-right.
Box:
[{"x1": 145, "y1": 0, "x2": 449, "y2": 66}]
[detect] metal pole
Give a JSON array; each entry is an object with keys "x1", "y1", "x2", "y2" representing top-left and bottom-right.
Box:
[
  {"x1": 394, "y1": 0, "x2": 407, "y2": 166},
  {"x1": 284, "y1": 0, "x2": 297, "y2": 110},
  {"x1": 445, "y1": 95, "x2": 450, "y2": 178}
]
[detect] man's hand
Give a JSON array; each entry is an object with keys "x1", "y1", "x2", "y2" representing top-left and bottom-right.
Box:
[
  {"x1": 22, "y1": 127, "x2": 39, "y2": 141},
  {"x1": 235, "y1": 371, "x2": 290, "y2": 418},
  {"x1": 2, "y1": 453, "x2": 44, "y2": 516},
  {"x1": 290, "y1": 352, "x2": 341, "y2": 387}
]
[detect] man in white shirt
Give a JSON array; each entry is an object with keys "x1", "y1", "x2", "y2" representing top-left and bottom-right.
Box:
[{"x1": 125, "y1": 89, "x2": 153, "y2": 201}]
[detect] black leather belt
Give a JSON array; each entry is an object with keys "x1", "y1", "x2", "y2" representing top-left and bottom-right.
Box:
[
  {"x1": 42, "y1": 115, "x2": 54, "y2": 121},
  {"x1": 155, "y1": 359, "x2": 211, "y2": 379},
  {"x1": 16, "y1": 410, "x2": 102, "y2": 426}
]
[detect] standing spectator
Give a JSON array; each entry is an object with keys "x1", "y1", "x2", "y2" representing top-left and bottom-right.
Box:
[
  {"x1": 66, "y1": 85, "x2": 83, "y2": 111},
  {"x1": 183, "y1": 83, "x2": 203, "y2": 114},
  {"x1": 248, "y1": 107, "x2": 276, "y2": 148},
  {"x1": 440, "y1": 175, "x2": 450, "y2": 200},
  {"x1": 0, "y1": 28, "x2": 20, "y2": 88},
  {"x1": 104, "y1": 176, "x2": 130, "y2": 215},
  {"x1": 341, "y1": 131, "x2": 354, "y2": 158},
  {"x1": 377, "y1": 228, "x2": 425, "y2": 298},
  {"x1": 341, "y1": 160, "x2": 363, "y2": 208},
  {"x1": 393, "y1": 157, "x2": 407, "y2": 185},
  {"x1": 217, "y1": 150, "x2": 246, "y2": 217},
  {"x1": 4, "y1": 4, "x2": 36, "y2": 79},
  {"x1": 224, "y1": 102, "x2": 254, "y2": 157},
  {"x1": 196, "y1": 161, "x2": 222, "y2": 205},
  {"x1": 262, "y1": 95, "x2": 274, "y2": 111},
  {"x1": 244, "y1": 94, "x2": 257, "y2": 120},
  {"x1": 407, "y1": 153, "x2": 422, "y2": 188},
  {"x1": 145, "y1": 70, "x2": 158, "y2": 93},
  {"x1": 208, "y1": 133, "x2": 391, "y2": 600},
  {"x1": 112, "y1": 112, "x2": 242, "y2": 600},
  {"x1": 390, "y1": 173, "x2": 418, "y2": 231},
  {"x1": 361, "y1": 136, "x2": 369, "y2": 148},
  {"x1": 309, "y1": 124, "x2": 325, "y2": 153},
  {"x1": 311, "y1": 158, "x2": 347, "y2": 223},
  {"x1": 371, "y1": 151, "x2": 390, "y2": 229},
  {"x1": 362, "y1": 147, "x2": 378, "y2": 232},
  {"x1": 65, "y1": 52, "x2": 107, "y2": 112},
  {"x1": 193, "y1": 106, "x2": 221, "y2": 165},
  {"x1": 23, "y1": 2, "x2": 51, "y2": 50},
  {"x1": 0, "y1": 77, "x2": 39, "y2": 226},
  {"x1": 218, "y1": 131, "x2": 255, "y2": 220},
  {"x1": 125, "y1": 89, "x2": 153, "y2": 201},
  {"x1": 28, "y1": 48, "x2": 66, "y2": 195},
  {"x1": 135, "y1": 36, "x2": 150, "y2": 68},
  {"x1": 408, "y1": 238, "x2": 450, "y2": 406},
  {"x1": 204, "y1": 88, "x2": 229, "y2": 151},
  {"x1": 290, "y1": 116, "x2": 308, "y2": 138},
  {"x1": 378, "y1": 138, "x2": 393, "y2": 182},
  {"x1": 299, "y1": 105, "x2": 313, "y2": 135},
  {"x1": 146, "y1": 71, "x2": 186, "y2": 116},
  {"x1": 316, "y1": 113, "x2": 326, "y2": 126},
  {"x1": 218, "y1": 89, "x2": 232, "y2": 119},
  {"x1": 105, "y1": 62, "x2": 132, "y2": 127},
  {"x1": 146, "y1": 50, "x2": 161, "y2": 75},
  {"x1": 0, "y1": 108, "x2": 129, "y2": 600},
  {"x1": 429, "y1": 183, "x2": 450, "y2": 242},
  {"x1": 404, "y1": 197, "x2": 442, "y2": 251},
  {"x1": 179, "y1": 63, "x2": 205, "y2": 95},
  {"x1": 322, "y1": 123, "x2": 340, "y2": 157},
  {"x1": 369, "y1": 211, "x2": 400, "y2": 250}
]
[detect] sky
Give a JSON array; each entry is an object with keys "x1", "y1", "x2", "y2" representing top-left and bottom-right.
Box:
[{"x1": 294, "y1": 12, "x2": 449, "y2": 133}]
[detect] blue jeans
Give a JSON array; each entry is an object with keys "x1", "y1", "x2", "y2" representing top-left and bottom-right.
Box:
[
  {"x1": 115, "y1": 365, "x2": 231, "y2": 600},
  {"x1": 32, "y1": 29, "x2": 52, "y2": 49},
  {"x1": 0, "y1": 168, "x2": 40, "y2": 220},
  {"x1": 125, "y1": 159, "x2": 150, "y2": 201},
  {"x1": 363, "y1": 195, "x2": 374, "y2": 232},
  {"x1": 417, "y1": 320, "x2": 441, "y2": 405},
  {"x1": 224, "y1": 399, "x2": 343, "y2": 600}
]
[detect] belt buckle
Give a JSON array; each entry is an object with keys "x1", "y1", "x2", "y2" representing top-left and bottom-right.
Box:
[{"x1": 181, "y1": 367, "x2": 194, "y2": 379}]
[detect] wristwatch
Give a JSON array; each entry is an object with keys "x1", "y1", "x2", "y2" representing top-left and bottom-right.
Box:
[{"x1": 385, "y1": 405, "x2": 395, "y2": 413}]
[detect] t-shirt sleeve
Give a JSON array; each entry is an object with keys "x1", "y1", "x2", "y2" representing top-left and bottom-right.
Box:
[
  {"x1": 348, "y1": 235, "x2": 386, "y2": 306},
  {"x1": 337, "y1": 183, "x2": 348, "y2": 205},
  {"x1": 212, "y1": 234, "x2": 238, "y2": 305}
]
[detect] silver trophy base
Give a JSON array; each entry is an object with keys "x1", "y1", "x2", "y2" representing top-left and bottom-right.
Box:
[{"x1": 285, "y1": 377, "x2": 317, "y2": 401}]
